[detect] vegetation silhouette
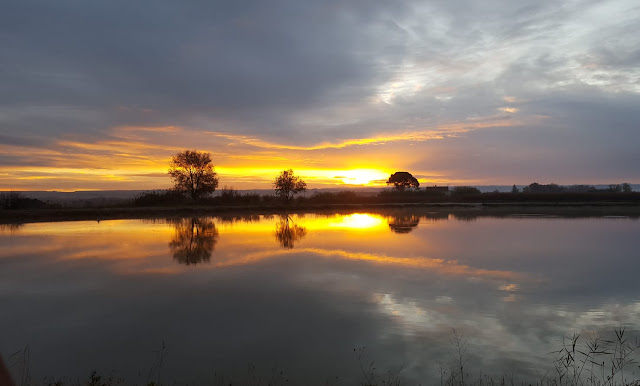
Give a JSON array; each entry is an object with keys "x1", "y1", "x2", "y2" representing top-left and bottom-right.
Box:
[
  {"x1": 523, "y1": 182, "x2": 565, "y2": 193},
  {"x1": 274, "y1": 215, "x2": 307, "y2": 249},
  {"x1": 387, "y1": 214, "x2": 420, "y2": 234},
  {"x1": 451, "y1": 186, "x2": 481, "y2": 195},
  {"x1": 132, "y1": 189, "x2": 187, "y2": 206},
  {"x1": 13, "y1": 327, "x2": 640, "y2": 385},
  {"x1": 273, "y1": 169, "x2": 307, "y2": 202},
  {"x1": 168, "y1": 217, "x2": 219, "y2": 265},
  {"x1": 0, "y1": 191, "x2": 49, "y2": 210},
  {"x1": 213, "y1": 186, "x2": 263, "y2": 205},
  {"x1": 386, "y1": 171, "x2": 419, "y2": 191},
  {"x1": 168, "y1": 150, "x2": 219, "y2": 200},
  {"x1": 308, "y1": 190, "x2": 360, "y2": 204}
]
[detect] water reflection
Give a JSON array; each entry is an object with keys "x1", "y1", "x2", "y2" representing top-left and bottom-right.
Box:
[
  {"x1": 168, "y1": 218, "x2": 219, "y2": 265},
  {"x1": 2, "y1": 210, "x2": 640, "y2": 384},
  {"x1": 217, "y1": 214, "x2": 261, "y2": 224},
  {"x1": 274, "y1": 215, "x2": 307, "y2": 249},
  {"x1": 387, "y1": 214, "x2": 420, "y2": 233},
  {"x1": 0, "y1": 223, "x2": 23, "y2": 233}
]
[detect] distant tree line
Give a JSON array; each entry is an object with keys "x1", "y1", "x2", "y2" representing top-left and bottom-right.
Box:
[
  {"x1": 521, "y1": 182, "x2": 632, "y2": 193},
  {"x1": 126, "y1": 159, "x2": 639, "y2": 207},
  {"x1": 3, "y1": 151, "x2": 637, "y2": 211},
  {"x1": 153, "y1": 153, "x2": 639, "y2": 206},
  {"x1": 0, "y1": 191, "x2": 50, "y2": 210}
]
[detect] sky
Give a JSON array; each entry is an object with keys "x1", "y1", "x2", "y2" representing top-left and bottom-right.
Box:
[{"x1": 1, "y1": 0, "x2": 639, "y2": 191}]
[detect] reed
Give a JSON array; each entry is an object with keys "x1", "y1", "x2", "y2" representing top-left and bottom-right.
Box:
[{"x1": 5, "y1": 329, "x2": 640, "y2": 385}]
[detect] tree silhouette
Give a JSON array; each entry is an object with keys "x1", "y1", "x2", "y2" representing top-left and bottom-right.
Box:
[
  {"x1": 274, "y1": 215, "x2": 307, "y2": 248},
  {"x1": 387, "y1": 214, "x2": 420, "y2": 234},
  {"x1": 386, "y1": 172, "x2": 419, "y2": 191},
  {"x1": 168, "y1": 150, "x2": 219, "y2": 199},
  {"x1": 169, "y1": 218, "x2": 219, "y2": 265},
  {"x1": 273, "y1": 169, "x2": 307, "y2": 201}
]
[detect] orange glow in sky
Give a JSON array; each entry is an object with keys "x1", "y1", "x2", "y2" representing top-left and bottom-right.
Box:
[
  {"x1": 0, "y1": 117, "x2": 519, "y2": 191},
  {"x1": 337, "y1": 169, "x2": 390, "y2": 185}
]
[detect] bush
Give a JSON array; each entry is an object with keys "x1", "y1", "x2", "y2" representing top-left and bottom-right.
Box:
[
  {"x1": 308, "y1": 191, "x2": 361, "y2": 204},
  {"x1": 205, "y1": 188, "x2": 264, "y2": 205},
  {"x1": 377, "y1": 188, "x2": 419, "y2": 201},
  {"x1": 0, "y1": 191, "x2": 49, "y2": 210},
  {"x1": 451, "y1": 186, "x2": 481, "y2": 195},
  {"x1": 131, "y1": 190, "x2": 187, "y2": 206}
]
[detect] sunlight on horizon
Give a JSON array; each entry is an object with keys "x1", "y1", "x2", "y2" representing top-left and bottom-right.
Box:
[{"x1": 338, "y1": 169, "x2": 389, "y2": 185}]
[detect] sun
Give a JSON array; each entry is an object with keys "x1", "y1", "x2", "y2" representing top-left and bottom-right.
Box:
[
  {"x1": 340, "y1": 169, "x2": 389, "y2": 186},
  {"x1": 328, "y1": 213, "x2": 386, "y2": 230}
]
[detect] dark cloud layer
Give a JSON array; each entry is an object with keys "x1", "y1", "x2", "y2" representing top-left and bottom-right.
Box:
[{"x1": 1, "y1": 1, "x2": 405, "y2": 137}]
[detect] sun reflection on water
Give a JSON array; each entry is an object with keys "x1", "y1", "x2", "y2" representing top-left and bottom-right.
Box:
[
  {"x1": 326, "y1": 213, "x2": 385, "y2": 230},
  {"x1": 2, "y1": 212, "x2": 640, "y2": 384}
]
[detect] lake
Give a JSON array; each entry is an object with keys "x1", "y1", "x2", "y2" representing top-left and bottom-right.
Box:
[{"x1": 2, "y1": 209, "x2": 640, "y2": 384}]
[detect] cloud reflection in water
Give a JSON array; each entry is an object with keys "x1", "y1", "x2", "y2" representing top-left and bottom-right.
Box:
[{"x1": 1, "y1": 211, "x2": 640, "y2": 384}]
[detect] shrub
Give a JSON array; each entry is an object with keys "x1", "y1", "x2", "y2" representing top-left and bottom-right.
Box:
[
  {"x1": 0, "y1": 191, "x2": 49, "y2": 210},
  {"x1": 131, "y1": 190, "x2": 186, "y2": 206},
  {"x1": 451, "y1": 186, "x2": 481, "y2": 195},
  {"x1": 309, "y1": 191, "x2": 361, "y2": 204}
]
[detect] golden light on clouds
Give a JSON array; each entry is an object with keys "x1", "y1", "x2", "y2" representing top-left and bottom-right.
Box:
[
  {"x1": 0, "y1": 114, "x2": 523, "y2": 191},
  {"x1": 337, "y1": 169, "x2": 389, "y2": 185}
]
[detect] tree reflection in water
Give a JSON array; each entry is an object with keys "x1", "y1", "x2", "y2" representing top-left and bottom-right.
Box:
[
  {"x1": 387, "y1": 214, "x2": 420, "y2": 234},
  {"x1": 169, "y1": 218, "x2": 219, "y2": 265},
  {"x1": 0, "y1": 223, "x2": 24, "y2": 233},
  {"x1": 274, "y1": 215, "x2": 306, "y2": 249}
]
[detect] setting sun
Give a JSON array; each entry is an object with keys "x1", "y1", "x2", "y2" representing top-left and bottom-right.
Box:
[{"x1": 339, "y1": 169, "x2": 389, "y2": 186}]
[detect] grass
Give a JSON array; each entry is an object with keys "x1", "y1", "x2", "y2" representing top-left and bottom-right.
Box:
[
  {"x1": 350, "y1": 328, "x2": 640, "y2": 386},
  {"x1": 6, "y1": 329, "x2": 640, "y2": 386}
]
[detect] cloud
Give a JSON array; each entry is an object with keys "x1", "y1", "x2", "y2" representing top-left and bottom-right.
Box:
[
  {"x1": 0, "y1": 1, "x2": 407, "y2": 137},
  {"x1": 0, "y1": 0, "x2": 639, "y2": 189}
]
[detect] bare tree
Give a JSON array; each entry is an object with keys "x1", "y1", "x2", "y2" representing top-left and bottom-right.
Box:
[
  {"x1": 273, "y1": 169, "x2": 306, "y2": 201},
  {"x1": 168, "y1": 150, "x2": 219, "y2": 199}
]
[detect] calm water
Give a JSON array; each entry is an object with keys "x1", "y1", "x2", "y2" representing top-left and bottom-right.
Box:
[{"x1": 2, "y1": 210, "x2": 640, "y2": 384}]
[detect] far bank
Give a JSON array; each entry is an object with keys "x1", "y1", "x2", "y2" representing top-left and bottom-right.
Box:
[{"x1": 2, "y1": 200, "x2": 640, "y2": 225}]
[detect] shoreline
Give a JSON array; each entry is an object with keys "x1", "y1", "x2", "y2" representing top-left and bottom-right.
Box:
[{"x1": 2, "y1": 201, "x2": 640, "y2": 224}]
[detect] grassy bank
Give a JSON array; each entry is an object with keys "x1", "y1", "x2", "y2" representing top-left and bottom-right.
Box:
[
  {"x1": 7, "y1": 329, "x2": 640, "y2": 385},
  {"x1": 2, "y1": 188, "x2": 640, "y2": 224},
  {"x1": 2, "y1": 201, "x2": 640, "y2": 225}
]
